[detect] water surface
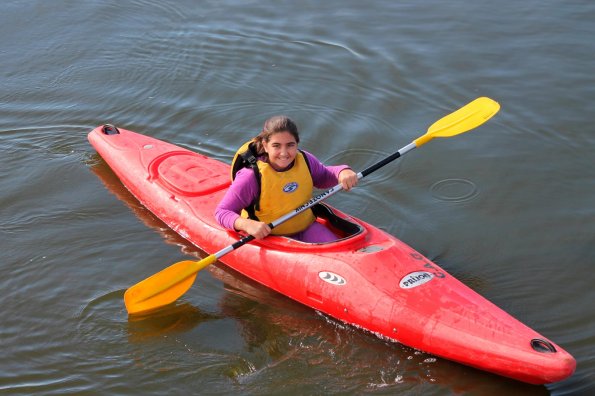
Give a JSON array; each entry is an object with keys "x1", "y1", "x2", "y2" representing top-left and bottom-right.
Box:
[{"x1": 1, "y1": 1, "x2": 593, "y2": 394}]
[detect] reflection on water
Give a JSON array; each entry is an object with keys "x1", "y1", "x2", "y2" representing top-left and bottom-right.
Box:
[{"x1": 127, "y1": 302, "x2": 221, "y2": 343}]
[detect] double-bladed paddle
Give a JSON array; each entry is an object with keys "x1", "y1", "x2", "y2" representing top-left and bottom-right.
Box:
[{"x1": 124, "y1": 97, "x2": 500, "y2": 314}]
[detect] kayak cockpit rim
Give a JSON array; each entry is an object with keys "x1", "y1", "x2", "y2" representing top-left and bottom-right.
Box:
[
  {"x1": 236, "y1": 203, "x2": 368, "y2": 251},
  {"x1": 311, "y1": 203, "x2": 364, "y2": 241}
]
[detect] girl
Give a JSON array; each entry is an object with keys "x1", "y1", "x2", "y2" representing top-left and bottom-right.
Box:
[{"x1": 215, "y1": 115, "x2": 358, "y2": 242}]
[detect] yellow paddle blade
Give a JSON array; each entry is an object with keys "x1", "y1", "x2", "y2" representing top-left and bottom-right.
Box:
[
  {"x1": 415, "y1": 97, "x2": 500, "y2": 147},
  {"x1": 124, "y1": 255, "x2": 217, "y2": 315}
]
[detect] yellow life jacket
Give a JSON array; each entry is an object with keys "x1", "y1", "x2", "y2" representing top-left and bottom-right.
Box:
[{"x1": 231, "y1": 140, "x2": 316, "y2": 235}]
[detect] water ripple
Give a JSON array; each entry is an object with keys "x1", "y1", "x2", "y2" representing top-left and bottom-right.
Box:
[{"x1": 430, "y1": 178, "x2": 480, "y2": 203}]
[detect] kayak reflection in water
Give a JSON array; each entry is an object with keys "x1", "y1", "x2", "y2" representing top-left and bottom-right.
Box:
[{"x1": 215, "y1": 115, "x2": 358, "y2": 242}]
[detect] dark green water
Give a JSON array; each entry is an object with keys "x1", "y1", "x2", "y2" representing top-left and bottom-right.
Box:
[{"x1": 1, "y1": 1, "x2": 593, "y2": 394}]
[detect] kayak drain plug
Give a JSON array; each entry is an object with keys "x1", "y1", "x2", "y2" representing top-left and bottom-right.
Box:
[
  {"x1": 102, "y1": 124, "x2": 120, "y2": 135},
  {"x1": 531, "y1": 338, "x2": 557, "y2": 353}
]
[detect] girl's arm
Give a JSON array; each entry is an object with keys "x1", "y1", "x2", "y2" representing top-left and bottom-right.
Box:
[
  {"x1": 303, "y1": 150, "x2": 358, "y2": 191},
  {"x1": 214, "y1": 168, "x2": 271, "y2": 239}
]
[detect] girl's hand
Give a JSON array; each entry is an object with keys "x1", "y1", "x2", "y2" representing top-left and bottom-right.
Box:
[
  {"x1": 338, "y1": 168, "x2": 358, "y2": 191},
  {"x1": 234, "y1": 217, "x2": 271, "y2": 240}
]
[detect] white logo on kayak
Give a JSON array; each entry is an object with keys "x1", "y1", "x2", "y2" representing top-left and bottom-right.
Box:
[
  {"x1": 283, "y1": 182, "x2": 298, "y2": 193},
  {"x1": 319, "y1": 271, "x2": 346, "y2": 286},
  {"x1": 399, "y1": 271, "x2": 434, "y2": 289}
]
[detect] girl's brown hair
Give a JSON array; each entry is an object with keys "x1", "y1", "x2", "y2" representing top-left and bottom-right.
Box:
[{"x1": 253, "y1": 115, "x2": 300, "y2": 156}]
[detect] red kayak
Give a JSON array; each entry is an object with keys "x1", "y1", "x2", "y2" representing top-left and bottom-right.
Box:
[{"x1": 88, "y1": 124, "x2": 575, "y2": 384}]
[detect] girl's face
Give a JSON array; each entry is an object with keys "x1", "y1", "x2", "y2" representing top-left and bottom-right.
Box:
[{"x1": 263, "y1": 131, "x2": 298, "y2": 171}]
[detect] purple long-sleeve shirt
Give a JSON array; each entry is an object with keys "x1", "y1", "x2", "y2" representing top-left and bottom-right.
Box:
[{"x1": 215, "y1": 150, "x2": 349, "y2": 231}]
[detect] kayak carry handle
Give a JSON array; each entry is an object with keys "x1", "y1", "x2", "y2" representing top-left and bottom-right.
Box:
[
  {"x1": 531, "y1": 338, "x2": 557, "y2": 353},
  {"x1": 102, "y1": 124, "x2": 120, "y2": 135}
]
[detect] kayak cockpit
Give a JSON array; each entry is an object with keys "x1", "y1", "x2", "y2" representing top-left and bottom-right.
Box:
[
  {"x1": 246, "y1": 203, "x2": 369, "y2": 252},
  {"x1": 311, "y1": 203, "x2": 364, "y2": 240}
]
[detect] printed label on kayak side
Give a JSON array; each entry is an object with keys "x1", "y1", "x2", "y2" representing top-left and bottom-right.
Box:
[
  {"x1": 399, "y1": 271, "x2": 434, "y2": 289},
  {"x1": 319, "y1": 271, "x2": 346, "y2": 286}
]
